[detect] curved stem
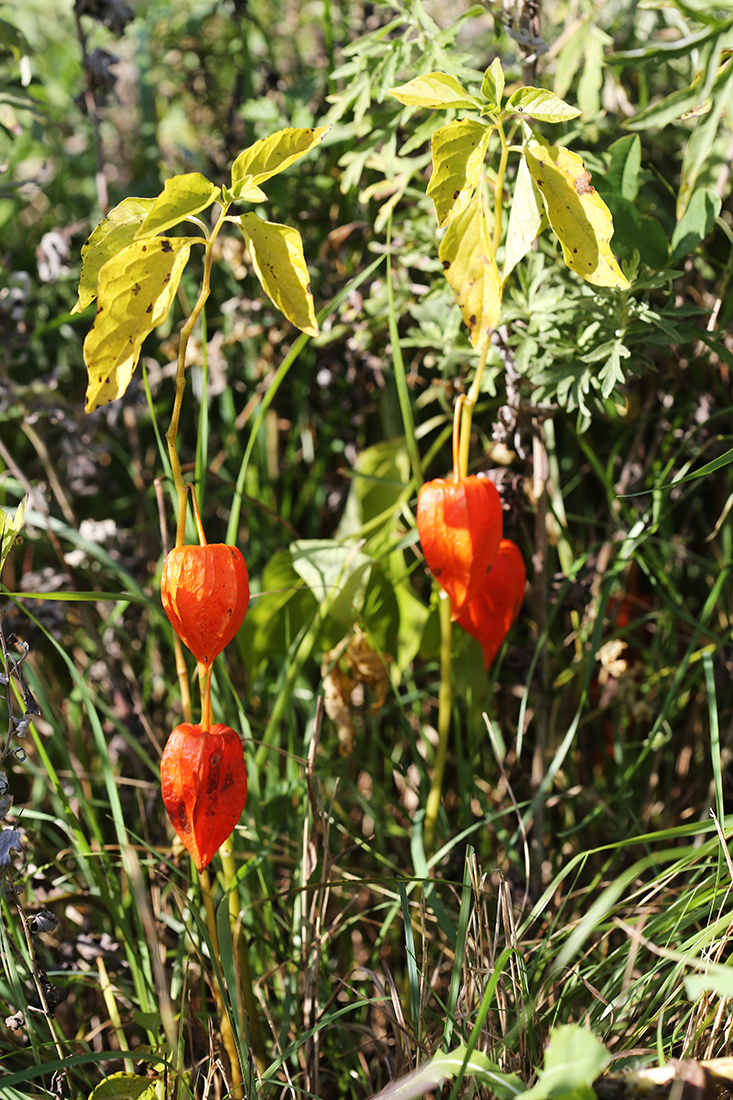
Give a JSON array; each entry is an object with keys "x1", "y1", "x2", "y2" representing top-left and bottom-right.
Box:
[
  {"x1": 458, "y1": 342, "x2": 490, "y2": 479},
  {"x1": 424, "y1": 592, "x2": 453, "y2": 851},
  {"x1": 199, "y1": 663, "x2": 213, "y2": 730},
  {"x1": 189, "y1": 481, "x2": 208, "y2": 546}
]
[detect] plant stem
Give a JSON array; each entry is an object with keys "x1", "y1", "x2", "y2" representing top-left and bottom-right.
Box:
[
  {"x1": 200, "y1": 868, "x2": 244, "y2": 1098},
  {"x1": 458, "y1": 342, "x2": 490, "y2": 478},
  {"x1": 166, "y1": 207, "x2": 229, "y2": 548},
  {"x1": 424, "y1": 592, "x2": 453, "y2": 850},
  {"x1": 220, "y1": 847, "x2": 268, "y2": 1074},
  {"x1": 199, "y1": 664, "x2": 213, "y2": 730}
]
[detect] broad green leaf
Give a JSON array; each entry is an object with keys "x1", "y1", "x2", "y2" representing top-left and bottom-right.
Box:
[
  {"x1": 605, "y1": 135, "x2": 641, "y2": 201},
  {"x1": 238, "y1": 212, "x2": 319, "y2": 335},
  {"x1": 72, "y1": 197, "x2": 155, "y2": 314},
  {"x1": 230, "y1": 125, "x2": 330, "y2": 195},
  {"x1": 522, "y1": 1025, "x2": 610, "y2": 1100},
  {"x1": 524, "y1": 142, "x2": 629, "y2": 289},
  {"x1": 88, "y1": 1071, "x2": 160, "y2": 1100},
  {"x1": 671, "y1": 187, "x2": 722, "y2": 261},
  {"x1": 481, "y1": 57, "x2": 505, "y2": 109},
  {"x1": 388, "y1": 72, "x2": 481, "y2": 110},
  {"x1": 134, "y1": 173, "x2": 220, "y2": 240},
  {"x1": 507, "y1": 87, "x2": 581, "y2": 123},
  {"x1": 427, "y1": 118, "x2": 491, "y2": 227},
  {"x1": 503, "y1": 152, "x2": 547, "y2": 285},
  {"x1": 439, "y1": 192, "x2": 501, "y2": 348},
  {"x1": 239, "y1": 551, "x2": 317, "y2": 670},
  {"x1": 84, "y1": 237, "x2": 193, "y2": 413},
  {"x1": 290, "y1": 540, "x2": 372, "y2": 626},
  {"x1": 0, "y1": 496, "x2": 27, "y2": 573}
]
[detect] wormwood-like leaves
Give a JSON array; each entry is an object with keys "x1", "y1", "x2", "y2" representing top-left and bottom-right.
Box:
[
  {"x1": 83, "y1": 237, "x2": 194, "y2": 413},
  {"x1": 523, "y1": 141, "x2": 629, "y2": 289},
  {"x1": 439, "y1": 193, "x2": 501, "y2": 349}
]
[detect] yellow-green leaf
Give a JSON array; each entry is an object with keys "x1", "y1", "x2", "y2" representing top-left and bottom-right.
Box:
[
  {"x1": 231, "y1": 125, "x2": 331, "y2": 196},
  {"x1": 438, "y1": 193, "x2": 501, "y2": 349},
  {"x1": 88, "y1": 1070, "x2": 160, "y2": 1099},
  {"x1": 481, "y1": 58, "x2": 505, "y2": 110},
  {"x1": 1, "y1": 496, "x2": 27, "y2": 573},
  {"x1": 71, "y1": 197, "x2": 155, "y2": 315},
  {"x1": 507, "y1": 87, "x2": 582, "y2": 123},
  {"x1": 389, "y1": 72, "x2": 480, "y2": 110},
  {"x1": 84, "y1": 238, "x2": 194, "y2": 413},
  {"x1": 239, "y1": 213, "x2": 318, "y2": 336},
  {"x1": 524, "y1": 142, "x2": 629, "y2": 289},
  {"x1": 134, "y1": 173, "x2": 220, "y2": 240},
  {"x1": 427, "y1": 118, "x2": 491, "y2": 227},
  {"x1": 502, "y1": 153, "x2": 547, "y2": 285}
]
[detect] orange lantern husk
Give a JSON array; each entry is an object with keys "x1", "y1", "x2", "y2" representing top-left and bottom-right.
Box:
[
  {"x1": 161, "y1": 544, "x2": 249, "y2": 669},
  {"x1": 456, "y1": 539, "x2": 526, "y2": 668},
  {"x1": 417, "y1": 476, "x2": 503, "y2": 616},
  {"x1": 161, "y1": 722, "x2": 247, "y2": 871}
]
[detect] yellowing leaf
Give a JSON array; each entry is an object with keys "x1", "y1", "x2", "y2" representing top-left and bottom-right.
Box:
[
  {"x1": 231, "y1": 126, "x2": 331, "y2": 196},
  {"x1": 439, "y1": 193, "x2": 501, "y2": 349},
  {"x1": 84, "y1": 238, "x2": 194, "y2": 413},
  {"x1": 502, "y1": 153, "x2": 547, "y2": 285},
  {"x1": 135, "y1": 173, "x2": 221, "y2": 240},
  {"x1": 239, "y1": 213, "x2": 319, "y2": 336},
  {"x1": 506, "y1": 87, "x2": 582, "y2": 123},
  {"x1": 389, "y1": 72, "x2": 480, "y2": 110},
  {"x1": 524, "y1": 142, "x2": 630, "y2": 289},
  {"x1": 1, "y1": 495, "x2": 27, "y2": 573},
  {"x1": 427, "y1": 119, "x2": 491, "y2": 227},
  {"x1": 71, "y1": 197, "x2": 155, "y2": 315}
]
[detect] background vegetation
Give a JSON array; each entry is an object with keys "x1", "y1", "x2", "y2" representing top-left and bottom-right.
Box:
[{"x1": 1, "y1": 0, "x2": 733, "y2": 1097}]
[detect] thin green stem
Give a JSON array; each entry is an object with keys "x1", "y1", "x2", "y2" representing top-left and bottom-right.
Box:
[
  {"x1": 458, "y1": 342, "x2": 490, "y2": 478},
  {"x1": 200, "y1": 868, "x2": 244, "y2": 1098},
  {"x1": 219, "y1": 847, "x2": 268, "y2": 1074},
  {"x1": 166, "y1": 206, "x2": 230, "y2": 547},
  {"x1": 424, "y1": 592, "x2": 453, "y2": 851},
  {"x1": 492, "y1": 116, "x2": 510, "y2": 258}
]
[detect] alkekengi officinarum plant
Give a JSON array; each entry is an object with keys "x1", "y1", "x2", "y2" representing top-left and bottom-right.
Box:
[{"x1": 455, "y1": 538, "x2": 526, "y2": 668}]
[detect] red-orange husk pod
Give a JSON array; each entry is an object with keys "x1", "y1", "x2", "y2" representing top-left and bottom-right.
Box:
[
  {"x1": 455, "y1": 539, "x2": 526, "y2": 669},
  {"x1": 417, "y1": 476, "x2": 503, "y2": 616},
  {"x1": 161, "y1": 544, "x2": 249, "y2": 668},
  {"x1": 160, "y1": 722, "x2": 247, "y2": 871}
]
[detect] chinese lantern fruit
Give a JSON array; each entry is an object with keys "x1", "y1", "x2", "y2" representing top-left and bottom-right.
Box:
[
  {"x1": 417, "y1": 476, "x2": 503, "y2": 616},
  {"x1": 456, "y1": 539, "x2": 525, "y2": 669},
  {"x1": 161, "y1": 544, "x2": 249, "y2": 669},
  {"x1": 160, "y1": 722, "x2": 247, "y2": 871}
]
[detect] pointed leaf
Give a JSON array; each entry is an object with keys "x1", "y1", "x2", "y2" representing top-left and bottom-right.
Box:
[
  {"x1": 671, "y1": 187, "x2": 721, "y2": 261},
  {"x1": 230, "y1": 125, "x2": 331, "y2": 196},
  {"x1": 503, "y1": 153, "x2": 547, "y2": 285},
  {"x1": 439, "y1": 194, "x2": 502, "y2": 348},
  {"x1": 71, "y1": 197, "x2": 156, "y2": 314},
  {"x1": 238, "y1": 213, "x2": 318, "y2": 335},
  {"x1": 524, "y1": 142, "x2": 629, "y2": 289},
  {"x1": 84, "y1": 238, "x2": 194, "y2": 413},
  {"x1": 0, "y1": 496, "x2": 27, "y2": 573},
  {"x1": 507, "y1": 87, "x2": 581, "y2": 123},
  {"x1": 389, "y1": 72, "x2": 481, "y2": 110},
  {"x1": 134, "y1": 173, "x2": 220, "y2": 240},
  {"x1": 605, "y1": 135, "x2": 641, "y2": 201},
  {"x1": 89, "y1": 1071, "x2": 161, "y2": 1099},
  {"x1": 481, "y1": 58, "x2": 505, "y2": 109},
  {"x1": 427, "y1": 118, "x2": 491, "y2": 227}
]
